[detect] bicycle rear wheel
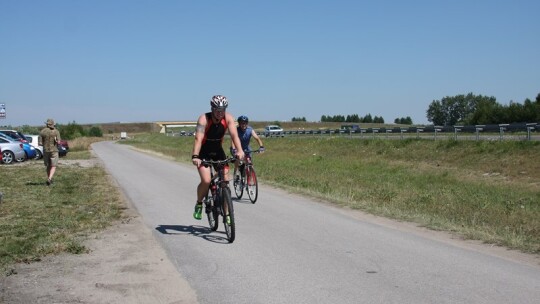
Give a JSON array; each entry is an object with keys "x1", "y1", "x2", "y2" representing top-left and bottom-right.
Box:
[
  {"x1": 222, "y1": 188, "x2": 235, "y2": 243},
  {"x1": 233, "y1": 169, "x2": 243, "y2": 199},
  {"x1": 246, "y1": 166, "x2": 258, "y2": 204},
  {"x1": 205, "y1": 193, "x2": 219, "y2": 231}
]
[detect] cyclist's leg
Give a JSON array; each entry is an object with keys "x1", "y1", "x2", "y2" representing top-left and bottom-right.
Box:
[
  {"x1": 233, "y1": 159, "x2": 239, "y2": 180},
  {"x1": 221, "y1": 165, "x2": 231, "y2": 215},
  {"x1": 194, "y1": 165, "x2": 212, "y2": 219},
  {"x1": 197, "y1": 165, "x2": 212, "y2": 201}
]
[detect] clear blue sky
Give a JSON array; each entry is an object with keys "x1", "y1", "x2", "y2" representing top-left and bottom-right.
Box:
[{"x1": 1, "y1": 0, "x2": 539, "y2": 127}]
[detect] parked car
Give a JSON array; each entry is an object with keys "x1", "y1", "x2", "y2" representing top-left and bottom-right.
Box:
[
  {"x1": 57, "y1": 144, "x2": 68, "y2": 157},
  {"x1": 24, "y1": 134, "x2": 67, "y2": 158},
  {"x1": 0, "y1": 133, "x2": 33, "y2": 162},
  {"x1": 264, "y1": 125, "x2": 284, "y2": 137},
  {"x1": 0, "y1": 131, "x2": 37, "y2": 162},
  {"x1": 23, "y1": 134, "x2": 44, "y2": 159},
  {"x1": 21, "y1": 142, "x2": 36, "y2": 160},
  {"x1": 58, "y1": 139, "x2": 69, "y2": 151},
  {"x1": 0, "y1": 137, "x2": 26, "y2": 164},
  {"x1": 0, "y1": 130, "x2": 28, "y2": 143}
]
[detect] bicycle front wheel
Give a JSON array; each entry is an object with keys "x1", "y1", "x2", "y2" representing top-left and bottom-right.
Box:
[
  {"x1": 205, "y1": 193, "x2": 219, "y2": 231},
  {"x1": 222, "y1": 188, "x2": 235, "y2": 243},
  {"x1": 246, "y1": 166, "x2": 258, "y2": 204},
  {"x1": 233, "y1": 169, "x2": 243, "y2": 199}
]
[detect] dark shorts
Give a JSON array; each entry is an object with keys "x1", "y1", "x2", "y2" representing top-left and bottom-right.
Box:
[
  {"x1": 199, "y1": 146, "x2": 226, "y2": 161},
  {"x1": 44, "y1": 151, "x2": 59, "y2": 168},
  {"x1": 199, "y1": 146, "x2": 228, "y2": 170}
]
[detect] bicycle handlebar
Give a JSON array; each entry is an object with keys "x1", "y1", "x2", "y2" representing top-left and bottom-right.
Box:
[
  {"x1": 243, "y1": 148, "x2": 263, "y2": 154},
  {"x1": 200, "y1": 157, "x2": 237, "y2": 167}
]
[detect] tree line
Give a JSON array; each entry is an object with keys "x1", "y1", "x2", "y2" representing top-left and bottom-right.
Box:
[
  {"x1": 17, "y1": 121, "x2": 103, "y2": 140},
  {"x1": 292, "y1": 92, "x2": 539, "y2": 126},
  {"x1": 320, "y1": 114, "x2": 386, "y2": 123},
  {"x1": 427, "y1": 93, "x2": 540, "y2": 126}
]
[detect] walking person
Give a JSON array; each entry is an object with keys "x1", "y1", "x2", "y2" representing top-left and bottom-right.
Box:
[
  {"x1": 191, "y1": 95, "x2": 245, "y2": 221},
  {"x1": 39, "y1": 118, "x2": 61, "y2": 186}
]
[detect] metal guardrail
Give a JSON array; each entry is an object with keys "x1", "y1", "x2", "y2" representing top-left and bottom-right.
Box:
[{"x1": 258, "y1": 123, "x2": 540, "y2": 141}]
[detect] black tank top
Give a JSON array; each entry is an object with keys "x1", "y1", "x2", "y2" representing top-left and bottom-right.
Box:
[{"x1": 200, "y1": 112, "x2": 228, "y2": 159}]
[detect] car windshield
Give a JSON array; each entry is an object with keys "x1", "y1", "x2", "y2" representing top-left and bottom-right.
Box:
[{"x1": 0, "y1": 131, "x2": 23, "y2": 141}]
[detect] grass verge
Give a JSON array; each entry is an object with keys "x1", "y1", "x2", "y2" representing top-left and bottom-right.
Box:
[{"x1": 0, "y1": 154, "x2": 124, "y2": 274}]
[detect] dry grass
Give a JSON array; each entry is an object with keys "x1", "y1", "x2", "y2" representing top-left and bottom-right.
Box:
[{"x1": 67, "y1": 137, "x2": 108, "y2": 152}]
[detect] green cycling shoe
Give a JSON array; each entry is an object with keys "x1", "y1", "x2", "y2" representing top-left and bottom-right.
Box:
[{"x1": 193, "y1": 203, "x2": 203, "y2": 220}]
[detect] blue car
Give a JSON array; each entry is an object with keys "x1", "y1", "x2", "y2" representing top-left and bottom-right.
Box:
[{"x1": 22, "y1": 142, "x2": 37, "y2": 161}]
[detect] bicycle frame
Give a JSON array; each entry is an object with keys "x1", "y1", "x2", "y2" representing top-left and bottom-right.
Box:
[
  {"x1": 233, "y1": 149, "x2": 260, "y2": 203},
  {"x1": 201, "y1": 157, "x2": 236, "y2": 243}
]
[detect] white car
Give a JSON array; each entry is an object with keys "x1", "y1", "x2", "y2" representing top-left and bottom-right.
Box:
[
  {"x1": 24, "y1": 134, "x2": 44, "y2": 159},
  {"x1": 264, "y1": 125, "x2": 284, "y2": 137},
  {"x1": 0, "y1": 136, "x2": 26, "y2": 164}
]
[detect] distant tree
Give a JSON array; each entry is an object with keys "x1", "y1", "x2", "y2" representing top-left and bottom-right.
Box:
[
  {"x1": 346, "y1": 114, "x2": 360, "y2": 122},
  {"x1": 426, "y1": 100, "x2": 445, "y2": 125},
  {"x1": 427, "y1": 93, "x2": 496, "y2": 126},
  {"x1": 394, "y1": 117, "x2": 413, "y2": 125},
  {"x1": 60, "y1": 121, "x2": 86, "y2": 140},
  {"x1": 18, "y1": 125, "x2": 40, "y2": 134},
  {"x1": 88, "y1": 126, "x2": 103, "y2": 137},
  {"x1": 427, "y1": 92, "x2": 540, "y2": 125},
  {"x1": 362, "y1": 114, "x2": 373, "y2": 123},
  {"x1": 522, "y1": 99, "x2": 537, "y2": 122},
  {"x1": 291, "y1": 117, "x2": 306, "y2": 122},
  {"x1": 321, "y1": 115, "x2": 346, "y2": 122},
  {"x1": 403, "y1": 116, "x2": 413, "y2": 124},
  {"x1": 373, "y1": 116, "x2": 385, "y2": 123},
  {"x1": 536, "y1": 93, "x2": 540, "y2": 121}
]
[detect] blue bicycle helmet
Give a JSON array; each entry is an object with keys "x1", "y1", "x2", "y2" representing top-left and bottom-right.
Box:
[{"x1": 237, "y1": 115, "x2": 249, "y2": 123}]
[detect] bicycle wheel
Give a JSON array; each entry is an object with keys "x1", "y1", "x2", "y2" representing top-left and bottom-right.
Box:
[
  {"x1": 246, "y1": 166, "x2": 258, "y2": 204},
  {"x1": 205, "y1": 193, "x2": 219, "y2": 231},
  {"x1": 222, "y1": 188, "x2": 235, "y2": 243},
  {"x1": 233, "y1": 169, "x2": 243, "y2": 199}
]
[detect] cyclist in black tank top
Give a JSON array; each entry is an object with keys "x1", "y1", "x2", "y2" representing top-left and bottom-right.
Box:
[
  {"x1": 190, "y1": 95, "x2": 245, "y2": 220},
  {"x1": 199, "y1": 112, "x2": 228, "y2": 160}
]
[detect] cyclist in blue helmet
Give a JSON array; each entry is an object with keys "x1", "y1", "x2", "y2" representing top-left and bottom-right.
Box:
[{"x1": 230, "y1": 115, "x2": 264, "y2": 179}]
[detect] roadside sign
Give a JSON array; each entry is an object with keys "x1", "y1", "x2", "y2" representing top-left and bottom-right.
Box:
[{"x1": 0, "y1": 103, "x2": 5, "y2": 118}]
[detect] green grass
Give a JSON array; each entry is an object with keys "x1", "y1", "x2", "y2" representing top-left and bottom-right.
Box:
[
  {"x1": 121, "y1": 134, "x2": 540, "y2": 254},
  {"x1": 0, "y1": 158, "x2": 124, "y2": 274}
]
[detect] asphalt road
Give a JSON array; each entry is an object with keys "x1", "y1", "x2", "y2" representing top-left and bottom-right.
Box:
[{"x1": 92, "y1": 141, "x2": 540, "y2": 304}]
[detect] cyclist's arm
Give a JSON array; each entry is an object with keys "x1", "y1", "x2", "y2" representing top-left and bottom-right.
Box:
[
  {"x1": 226, "y1": 113, "x2": 245, "y2": 160},
  {"x1": 191, "y1": 114, "x2": 207, "y2": 166},
  {"x1": 251, "y1": 129, "x2": 264, "y2": 150},
  {"x1": 230, "y1": 142, "x2": 237, "y2": 155}
]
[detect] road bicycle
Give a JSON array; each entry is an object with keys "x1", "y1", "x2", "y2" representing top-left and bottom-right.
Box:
[
  {"x1": 201, "y1": 157, "x2": 236, "y2": 243},
  {"x1": 233, "y1": 149, "x2": 261, "y2": 203}
]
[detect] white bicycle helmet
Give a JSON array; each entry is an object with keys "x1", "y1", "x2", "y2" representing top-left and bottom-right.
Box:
[{"x1": 210, "y1": 95, "x2": 228, "y2": 109}]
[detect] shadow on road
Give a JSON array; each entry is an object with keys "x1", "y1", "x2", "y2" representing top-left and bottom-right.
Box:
[
  {"x1": 155, "y1": 224, "x2": 230, "y2": 244},
  {"x1": 232, "y1": 198, "x2": 254, "y2": 204}
]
